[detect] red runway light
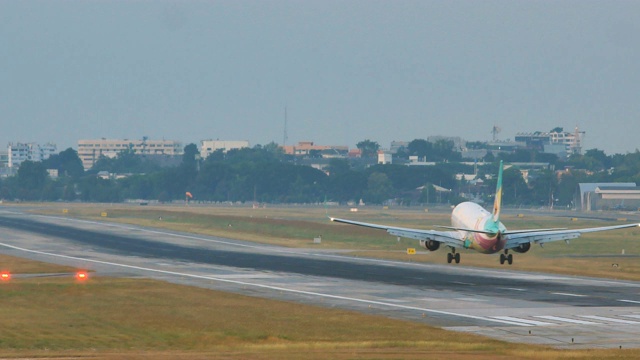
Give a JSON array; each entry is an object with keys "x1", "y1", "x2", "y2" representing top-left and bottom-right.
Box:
[
  {"x1": 1, "y1": 272, "x2": 10, "y2": 281},
  {"x1": 75, "y1": 271, "x2": 88, "y2": 281}
]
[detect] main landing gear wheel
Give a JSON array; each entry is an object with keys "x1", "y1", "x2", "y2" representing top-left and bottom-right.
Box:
[
  {"x1": 447, "y1": 251, "x2": 461, "y2": 264},
  {"x1": 499, "y1": 253, "x2": 513, "y2": 265}
]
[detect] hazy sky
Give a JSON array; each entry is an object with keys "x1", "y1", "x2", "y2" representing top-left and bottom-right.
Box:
[{"x1": 2, "y1": 1, "x2": 639, "y2": 155}]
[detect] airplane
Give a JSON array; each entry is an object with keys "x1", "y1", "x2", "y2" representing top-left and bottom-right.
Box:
[{"x1": 330, "y1": 161, "x2": 640, "y2": 265}]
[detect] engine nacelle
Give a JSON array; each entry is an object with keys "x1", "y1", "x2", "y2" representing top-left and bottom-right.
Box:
[
  {"x1": 512, "y1": 242, "x2": 531, "y2": 253},
  {"x1": 420, "y1": 239, "x2": 441, "y2": 251}
]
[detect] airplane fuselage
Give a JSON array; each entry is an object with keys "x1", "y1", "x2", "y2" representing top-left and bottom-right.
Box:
[{"x1": 451, "y1": 201, "x2": 507, "y2": 254}]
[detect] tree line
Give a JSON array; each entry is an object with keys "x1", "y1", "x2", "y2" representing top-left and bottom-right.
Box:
[{"x1": 1, "y1": 140, "x2": 640, "y2": 207}]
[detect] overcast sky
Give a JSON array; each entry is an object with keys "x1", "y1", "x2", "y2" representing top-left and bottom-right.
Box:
[{"x1": 2, "y1": 1, "x2": 639, "y2": 155}]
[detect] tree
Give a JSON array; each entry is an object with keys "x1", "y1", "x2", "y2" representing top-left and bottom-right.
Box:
[
  {"x1": 17, "y1": 161, "x2": 48, "y2": 190},
  {"x1": 431, "y1": 139, "x2": 460, "y2": 162},
  {"x1": 16, "y1": 161, "x2": 49, "y2": 200},
  {"x1": 501, "y1": 167, "x2": 528, "y2": 205},
  {"x1": 356, "y1": 139, "x2": 380, "y2": 158},
  {"x1": 584, "y1": 148, "x2": 610, "y2": 169},
  {"x1": 326, "y1": 158, "x2": 351, "y2": 177},
  {"x1": 407, "y1": 139, "x2": 431, "y2": 158},
  {"x1": 42, "y1": 148, "x2": 84, "y2": 179},
  {"x1": 484, "y1": 151, "x2": 495, "y2": 163},
  {"x1": 364, "y1": 172, "x2": 393, "y2": 204},
  {"x1": 182, "y1": 143, "x2": 200, "y2": 167}
]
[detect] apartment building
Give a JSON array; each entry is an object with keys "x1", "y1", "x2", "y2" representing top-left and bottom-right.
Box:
[
  {"x1": 281, "y1": 141, "x2": 349, "y2": 157},
  {"x1": 77, "y1": 138, "x2": 183, "y2": 170},
  {"x1": 7, "y1": 142, "x2": 57, "y2": 168},
  {"x1": 200, "y1": 140, "x2": 250, "y2": 159},
  {"x1": 515, "y1": 127, "x2": 585, "y2": 155}
]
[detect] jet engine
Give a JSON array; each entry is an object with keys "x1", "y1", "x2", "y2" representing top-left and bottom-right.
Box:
[
  {"x1": 420, "y1": 239, "x2": 441, "y2": 251},
  {"x1": 512, "y1": 242, "x2": 531, "y2": 253}
]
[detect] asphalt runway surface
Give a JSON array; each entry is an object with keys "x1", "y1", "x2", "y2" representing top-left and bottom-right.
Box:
[{"x1": 1, "y1": 208, "x2": 640, "y2": 349}]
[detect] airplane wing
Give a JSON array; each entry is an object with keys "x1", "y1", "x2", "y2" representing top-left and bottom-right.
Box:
[
  {"x1": 504, "y1": 223, "x2": 640, "y2": 249},
  {"x1": 329, "y1": 217, "x2": 464, "y2": 249}
]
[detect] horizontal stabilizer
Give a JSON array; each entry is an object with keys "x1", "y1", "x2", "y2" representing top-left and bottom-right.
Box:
[
  {"x1": 435, "y1": 225, "x2": 497, "y2": 235},
  {"x1": 503, "y1": 228, "x2": 567, "y2": 235}
]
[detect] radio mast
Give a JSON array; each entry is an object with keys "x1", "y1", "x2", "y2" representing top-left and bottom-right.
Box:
[{"x1": 283, "y1": 106, "x2": 288, "y2": 146}]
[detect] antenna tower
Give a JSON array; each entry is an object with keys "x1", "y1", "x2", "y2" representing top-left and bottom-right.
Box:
[
  {"x1": 491, "y1": 125, "x2": 501, "y2": 141},
  {"x1": 283, "y1": 106, "x2": 288, "y2": 146}
]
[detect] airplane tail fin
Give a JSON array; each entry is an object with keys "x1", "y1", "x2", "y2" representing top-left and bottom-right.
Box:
[{"x1": 492, "y1": 160, "x2": 504, "y2": 223}]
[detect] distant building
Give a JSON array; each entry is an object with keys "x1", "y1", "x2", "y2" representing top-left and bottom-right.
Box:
[
  {"x1": 77, "y1": 138, "x2": 183, "y2": 170},
  {"x1": 281, "y1": 141, "x2": 349, "y2": 157},
  {"x1": 348, "y1": 149, "x2": 362, "y2": 158},
  {"x1": 7, "y1": 142, "x2": 57, "y2": 168},
  {"x1": 485, "y1": 141, "x2": 522, "y2": 152},
  {"x1": 578, "y1": 183, "x2": 638, "y2": 211},
  {"x1": 515, "y1": 127, "x2": 584, "y2": 155},
  {"x1": 389, "y1": 141, "x2": 409, "y2": 154},
  {"x1": 377, "y1": 150, "x2": 392, "y2": 165},
  {"x1": 0, "y1": 150, "x2": 8, "y2": 168},
  {"x1": 200, "y1": 140, "x2": 250, "y2": 159},
  {"x1": 0, "y1": 149, "x2": 13, "y2": 177},
  {"x1": 407, "y1": 156, "x2": 436, "y2": 166}
]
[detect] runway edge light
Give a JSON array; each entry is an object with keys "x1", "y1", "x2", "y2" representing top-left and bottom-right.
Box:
[
  {"x1": 1, "y1": 271, "x2": 10, "y2": 281},
  {"x1": 75, "y1": 271, "x2": 89, "y2": 281}
]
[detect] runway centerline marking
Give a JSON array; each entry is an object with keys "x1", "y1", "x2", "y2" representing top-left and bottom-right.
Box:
[
  {"x1": 550, "y1": 292, "x2": 587, "y2": 297},
  {"x1": 452, "y1": 281, "x2": 474, "y2": 286},
  {"x1": 0, "y1": 241, "x2": 528, "y2": 327},
  {"x1": 618, "y1": 299, "x2": 640, "y2": 304}
]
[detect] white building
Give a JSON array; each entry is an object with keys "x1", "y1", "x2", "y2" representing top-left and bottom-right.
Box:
[
  {"x1": 7, "y1": 142, "x2": 57, "y2": 168},
  {"x1": 77, "y1": 138, "x2": 183, "y2": 170},
  {"x1": 515, "y1": 127, "x2": 585, "y2": 155},
  {"x1": 377, "y1": 150, "x2": 392, "y2": 164},
  {"x1": 0, "y1": 150, "x2": 8, "y2": 168},
  {"x1": 200, "y1": 140, "x2": 249, "y2": 159}
]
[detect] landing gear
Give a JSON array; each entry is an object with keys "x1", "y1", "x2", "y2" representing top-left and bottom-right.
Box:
[
  {"x1": 499, "y1": 251, "x2": 513, "y2": 265},
  {"x1": 447, "y1": 248, "x2": 460, "y2": 264}
]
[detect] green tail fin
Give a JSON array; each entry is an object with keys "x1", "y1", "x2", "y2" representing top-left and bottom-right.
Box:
[{"x1": 492, "y1": 160, "x2": 503, "y2": 223}]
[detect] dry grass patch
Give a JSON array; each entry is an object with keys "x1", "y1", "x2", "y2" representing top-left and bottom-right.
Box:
[
  {"x1": 2, "y1": 274, "x2": 640, "y2": 359},
  {"x1": 0, "y1": 254, "x2": 77, "y2": 274}
]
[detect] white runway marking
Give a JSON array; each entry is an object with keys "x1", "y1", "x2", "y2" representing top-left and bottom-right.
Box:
[
  {"x1": 498, "y1": 287, "x2": 526, "y2": 292},
  {"x1": 551, "y1": 292, "x2": 587, "y2": 297},
  {"x1": 455, "y1": 297, "x2": 486, "y2": 302},
  {"x1": 0, "y1": 241, "x2": 525, "y2": 327},
  {"x1": 534, "y1": 315, "x2": 602, "y2": 325},
  {"x1": 491, "y1": 316, "x2": 555, "y2": 326},
  {"x1": 618, "y1": 299, "x2": 640, "y2": 304},
  {"x1": 579, "y1": 315, "x2": 640, "y2": 325},
  {"x1": 452, "y1": 281, "x2": 474, "y2": 286}
]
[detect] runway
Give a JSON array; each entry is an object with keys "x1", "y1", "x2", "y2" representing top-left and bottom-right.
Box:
[{"x1": 1, "y1": 208, "x2": 640, "y2": 349}]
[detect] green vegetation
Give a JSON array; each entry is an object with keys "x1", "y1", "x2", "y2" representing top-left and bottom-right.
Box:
[{"x1": 2, "y1": 141, "x2": 640, "y2": 206}]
